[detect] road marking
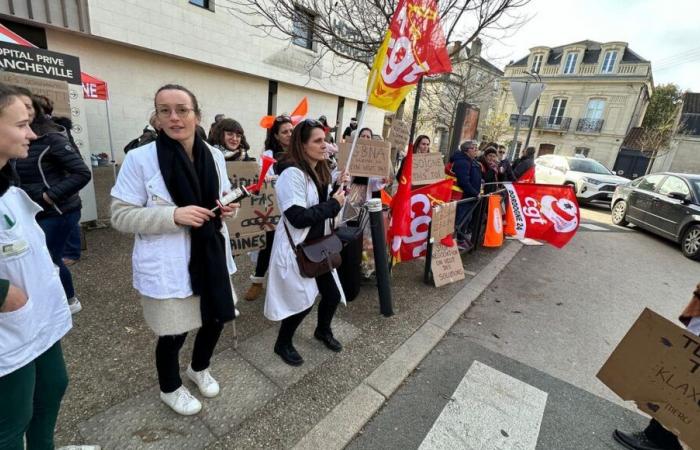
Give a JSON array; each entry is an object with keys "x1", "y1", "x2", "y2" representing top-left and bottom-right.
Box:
[
  {"x1": 580, "y1": 223, "x2": 609, "y2": 231},
  {"x1": 518, "y1": 238, "x2": 543, "y2": 246},
  {"x1": 418, "y1": 361, "x2": 548, "y2": 450}
]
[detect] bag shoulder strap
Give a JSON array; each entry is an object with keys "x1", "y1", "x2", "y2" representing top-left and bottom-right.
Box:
[{"x1": 283, "y1": 218, "x2": 297, "y2": 250}]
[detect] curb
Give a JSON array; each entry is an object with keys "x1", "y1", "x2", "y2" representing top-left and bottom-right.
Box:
[{"x1": 292, "y1": 241, "x2": 523, "y2": 450}]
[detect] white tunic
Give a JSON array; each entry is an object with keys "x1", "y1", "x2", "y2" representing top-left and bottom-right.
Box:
[
  {"x1": 264, "y1": 167, "x2": 346, "y2": 321},
  {"x1": 111, "y1": 141, "x2": 236, "y2": 299},
  {"x1": 0, "y1": 187, "x2": 71, "y2": 377}
]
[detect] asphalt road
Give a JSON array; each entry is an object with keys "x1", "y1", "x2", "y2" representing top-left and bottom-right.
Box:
[{"x1": 349, "y1": 205, "x2": 699, "y2": 450}]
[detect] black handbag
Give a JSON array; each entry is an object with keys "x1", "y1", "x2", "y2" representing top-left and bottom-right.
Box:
[
  {"x1": 284, "y1": 220, "x2": 343, "y2": 278},
  {"x1": 336, "y1": 205, "x2": 369, "y2": 246}
]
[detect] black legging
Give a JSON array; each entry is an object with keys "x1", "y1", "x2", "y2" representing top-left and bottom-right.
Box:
[
  {"x1": 155, "y1": 320, "x2": 224, "y2": 393},
  {"x1": 254, "y1": 230, "x2": 275, "y2": 278},
  {"x1": 277, "y1": 271, "x2": 341, "y2": 346}
]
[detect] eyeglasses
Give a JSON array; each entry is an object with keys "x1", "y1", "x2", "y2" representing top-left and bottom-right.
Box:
[
  {"x1": 276, "y1": 114, "x2": 292, "y2": 122},
  {"x1": 155, "y1": 106, "x2": 195, "y2": 119}
]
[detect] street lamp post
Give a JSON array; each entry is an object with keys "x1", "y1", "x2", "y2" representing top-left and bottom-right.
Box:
[{"x1": 523, "y1": 71, "x2": 542, "y2": 151}]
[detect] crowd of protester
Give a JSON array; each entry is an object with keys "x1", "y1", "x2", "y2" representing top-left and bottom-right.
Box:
[{"x1": 1, "y1": 80, "x2": 696, "y2": 450}]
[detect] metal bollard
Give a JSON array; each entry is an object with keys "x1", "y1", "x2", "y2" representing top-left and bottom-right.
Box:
[{"x1": 367, "y1": 199, "x2": 393, "y2": 317}]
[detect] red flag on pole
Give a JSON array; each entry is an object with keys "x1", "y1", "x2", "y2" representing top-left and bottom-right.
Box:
[
  {"x1": 388, "y1": 145, "x2": 414, "y2": 261},
  {"x1": 504, "y1": 183, "x2": 580, "y2": 248},
  {"x1": 517, "y1": 166, "x2": 536, "y2": 183}
]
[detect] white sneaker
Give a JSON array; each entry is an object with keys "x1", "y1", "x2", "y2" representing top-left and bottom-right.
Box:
[
  {"x1": 68, "y1": 297, "x2": 82, "y2": 314},
  {"x1": 186, "y1": 365, "x2": 220, "y2": 398},
  {"x1": 160, "y1": 385, "x2": 202, "y2": 415}
]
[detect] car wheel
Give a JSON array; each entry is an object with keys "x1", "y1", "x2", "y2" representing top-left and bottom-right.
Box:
[
  {"x1": 681, "y1": 224, "x2": 700, "y2": 260},
  {"x1": 611, "y1": 200, "x2": 629, "y2": 226}
]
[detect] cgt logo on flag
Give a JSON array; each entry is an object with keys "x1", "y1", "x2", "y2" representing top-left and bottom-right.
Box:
[{"x1": 505, "y1": 183, "x2": 580, "y2": 248}]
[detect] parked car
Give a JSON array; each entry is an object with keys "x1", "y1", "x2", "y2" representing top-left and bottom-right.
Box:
[
  {"x1": 535, "y1": 155, "x2": 629, "y2": 204},
  {"x1": 611, "y1": 172, "x2": 700, "y2": 260}
]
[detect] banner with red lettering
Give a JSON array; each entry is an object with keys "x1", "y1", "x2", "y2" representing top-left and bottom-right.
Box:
[
  {"x1": 504, "y1": 183, "x2": 580, "y2": 248},
  {"x1": 389, "y1": 179, "x2": 453, "y2": 262}
]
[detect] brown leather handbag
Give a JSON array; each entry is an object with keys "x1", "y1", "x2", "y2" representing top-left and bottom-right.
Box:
[{"x1": 284, "y1": 220, "x2": 343, "y2": 278}]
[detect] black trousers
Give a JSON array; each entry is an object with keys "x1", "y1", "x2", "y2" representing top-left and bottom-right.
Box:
[
  {"x1": 645, "y1": 418, "x2": 680, "y2": 448},
  {"x1": 155, "y1": 321, "x2": 224, "y2": 393},
  {"x1": 277, "y1": 271, "x2": 341, "y2": 346},
  {"x1": 254, "y1": 231, "x2": 276, "y2": 278}
]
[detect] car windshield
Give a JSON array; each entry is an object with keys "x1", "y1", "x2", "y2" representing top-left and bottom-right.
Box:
[
  {"x1": 690, "y1": 179, "x2": 700, "y2": 199},
  {"x1": 567, "y1": 158, "x2": 612, "y2": 175}
]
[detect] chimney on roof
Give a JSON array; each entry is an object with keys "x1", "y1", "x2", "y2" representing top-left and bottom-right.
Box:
[{"x1": 470, "y1": 38, "x2": 482, "y2": 59}]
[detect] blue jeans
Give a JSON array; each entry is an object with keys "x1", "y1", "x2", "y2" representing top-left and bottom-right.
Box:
[
  {"x1": 63, "y1": 223, "x2": 81, "y2": 260},
  {"x1": 38, "y1": 210, "x2": 80, "y2": 299}
]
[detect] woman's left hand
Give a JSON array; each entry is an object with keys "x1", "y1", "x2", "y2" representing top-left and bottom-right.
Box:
[
  {"x1": 217, "y1": 197, "x2": 240, "y2": 218},
  {"x1": 339, "y1": 170, "x2": 351, "y2": 186}
]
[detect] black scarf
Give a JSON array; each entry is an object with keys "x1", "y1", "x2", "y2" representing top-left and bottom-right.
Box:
[{"x1": 156, "y1": 132, "x2": 235, "y2": 324}]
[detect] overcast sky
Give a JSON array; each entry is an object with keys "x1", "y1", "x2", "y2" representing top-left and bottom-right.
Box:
[{"x1": 480, "y1": 0, "x2": 700, "y2": 91}]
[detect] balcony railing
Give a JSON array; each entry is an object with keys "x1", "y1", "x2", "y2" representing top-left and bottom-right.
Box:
[
  {"x1": 576, "y1": 118, "x2": 604, "y2": 133},
  {"x1": 535, "y1": 116, "x2": 571, "y2": 131}
]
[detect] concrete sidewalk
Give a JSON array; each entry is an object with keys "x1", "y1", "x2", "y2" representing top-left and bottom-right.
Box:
[{"x1": 54, "y1": 168, "x2": 520, "y2": 449}]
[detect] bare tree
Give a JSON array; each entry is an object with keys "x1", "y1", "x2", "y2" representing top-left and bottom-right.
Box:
[
  {"x1": 479, "y1": 111, "x2": 510, "y2": 143},
  {"x1": 219, "y1": 0, "x2": 531, "y2": 77}
]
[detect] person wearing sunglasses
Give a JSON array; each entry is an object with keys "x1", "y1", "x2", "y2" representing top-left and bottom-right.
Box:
[
  {"x1": 110, "y1": 84, "x2": 239, "y2": 416},
  {"x1": 265, "y1": 119, "x2": 350, "y2": 366},
  {"x1": 496, "y1": 144, "x2": 515, "y2": 182},
  {"x1": 244, "y1": 114, "x2": 294, "y2": 301}
]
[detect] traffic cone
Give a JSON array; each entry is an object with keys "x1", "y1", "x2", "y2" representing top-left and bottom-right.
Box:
[
  {"x1": 483, "y1": 195, "x2": 504, "y2": 247},
  {"x1": 504, "y1": 197, "x2": 516, "y2": 237}
]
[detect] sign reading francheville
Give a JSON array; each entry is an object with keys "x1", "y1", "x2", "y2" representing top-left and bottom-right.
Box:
[
  {"x1": 337, "y1": 139, "x2": 392, "y2": 178},
  {"x1": 0, "y1": 72, "x2": 71, "y2": 118},
  {"x1": 597, "y1": 308, "x2": 700, "y2": 448},
  {"x1": 0, "y1": 41, "x2": 81, "y2": 85},
  {"x1": 389, "y1": 119, "x2": 410, "y2": 152},
  {"x1": 224, "y1": 161, "x2": 280, "y2": 256},
  {"x1": 430, "y1": 242, "x2": 465, "y2": 287},
  {"x1": 412, "y1": 152, "x2": 444, "y2": 185},
  {"x1": 431, "y1": 201, "x2": 456, "y2": 242}
]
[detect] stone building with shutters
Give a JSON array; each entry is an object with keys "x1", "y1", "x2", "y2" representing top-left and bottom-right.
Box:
[{"x1": 493, "y1": 40, "x2": 654, "y2": 168}]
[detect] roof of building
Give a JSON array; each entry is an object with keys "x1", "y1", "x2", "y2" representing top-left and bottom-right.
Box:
[
  {"x1": 508, "y1": 40, "x2": 648, "y2": 67},
  {"x1": 681, "y1": 92, "x2": 700, "y2": 115},
  {"x1": 459, "y1": 44, "x2": 504, "y2": 75},
  {"x1": 621, "y1": 127, "x2": 647, "y2": 150}
]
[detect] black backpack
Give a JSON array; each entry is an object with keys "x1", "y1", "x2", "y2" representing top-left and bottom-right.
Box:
[{"x1": 124, "y1": 128, "x2": 157, "y2": 153}]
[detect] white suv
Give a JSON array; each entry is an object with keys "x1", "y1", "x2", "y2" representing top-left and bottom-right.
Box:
[{"x1": 535, "y1": 155, "x2": 629, "y2": 204}]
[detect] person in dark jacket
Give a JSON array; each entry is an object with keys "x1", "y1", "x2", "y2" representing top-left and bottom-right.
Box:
[
  {"x1": 14, "y1": 96, "x2": 92, "y2": 315},
  {"x1": 497, "y1": 144, "x2": 516, "y2": 182},
  {"x1": 478, "y1": 147, "x2": 500, "y2": 194},
  {"x1": 450, "y1": 140, "x2": 481, "y2": 249},
  {"x1": 513, "y1": 146, "x2": 536, "y2": 179}
]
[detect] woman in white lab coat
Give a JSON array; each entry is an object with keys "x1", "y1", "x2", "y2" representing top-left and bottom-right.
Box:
[
  {"x1": 264, "y1": 119, "x2": 349, "y2": 366},
  {"x1": 0, "y1": 84, "x2": 73, "y2": 449},
  {"x1": 111, "y1": 84, "x2": 239, "y2": 416}
]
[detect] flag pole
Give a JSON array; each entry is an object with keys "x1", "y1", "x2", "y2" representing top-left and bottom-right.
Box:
[
  {"x1": 407, "y1": 76, "x2": 424, "y2": 150},
  {"x1": 343, "y1": 69, "x2": 378, "y2": 181},
  {"x1": 105, "y1": 97, "x2": 117, "y2": 183}
]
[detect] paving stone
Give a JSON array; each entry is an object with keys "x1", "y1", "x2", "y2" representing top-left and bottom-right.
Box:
[
  {"x1": 78, "y1": 385, "x2": 215, "y2": 450},
  {"x1": 236, "y1": 317, "x2": 361, "y2": 388}
]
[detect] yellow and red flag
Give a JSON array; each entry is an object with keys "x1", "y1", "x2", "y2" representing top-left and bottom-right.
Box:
[{"x1": 367, "y1": 0, "x2": 453, "y2": 111}]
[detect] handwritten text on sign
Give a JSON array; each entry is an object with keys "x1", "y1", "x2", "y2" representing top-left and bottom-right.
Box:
[
  {"x1": 224, "y1": 161, "x2": 280, "y2": 255},
  {"x1": 389, "y1": 119, "x2": 410, "y2": 153},
  {"x1": 431, "y1": 242, "x2": 465, "y2": 287},
  {"x1": 337, "y1": 139, "x2": 392, "y2": 178},
  {"x1": 412, "y1": 152, "x2": 445, "y2": 185},
  {"x1": 597, "y1": 308, "x2": 700, "y2": 448},
  {"x1": 431, "y1": 201, "x2": 456, "y2": 242}
]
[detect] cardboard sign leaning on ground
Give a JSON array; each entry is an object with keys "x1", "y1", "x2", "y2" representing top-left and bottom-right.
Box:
[
  {"x1": 223, "y1": 161, "x2": 280, "y2": 256},
  {"x1": 597, "y1": 308, "x2": 700, "y2": 448},
  {"x1": 430, "y1": 242, "x2": 465, "y2": 287},
  {"x1": 412, "y1": 153, "x2": 445, "y2": 185},
  {"x1": 431, "y1": 201, "x2": 457, "y2": 242},
  {"x1": 336, "y1": 139, "x2": 392, "y2": 178}
]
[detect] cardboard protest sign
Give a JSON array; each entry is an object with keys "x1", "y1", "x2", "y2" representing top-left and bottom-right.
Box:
[
  {"x1": 431, "y1": 201, "x2": 456, "y2": 242},
  {"x1": 597, "y1": 308, "x2": 700, "y2": 448},
  {"x1": 430, "y1": 242, "x2": 465, "y2": 287},
  {"x1": 337, "y1": 139, "x2": 392, "y2": 178},
  {"x1": 0, "y1": 72, "x2": 71, "y2": 118},
  {"x1": 223, "y1": 161, "x2": 280, "y2": 255},
  {"x1": 389, "y1": 119, "x2": 410, "y2": 158},
  {"x1": 412, "y1": 152, "x2": 445, "y2": 185}
]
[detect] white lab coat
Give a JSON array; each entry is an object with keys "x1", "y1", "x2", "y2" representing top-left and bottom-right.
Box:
[
  {"x1": 111, "y1": 141, "x2": 236, "y2": 299},
  {"x1": 264, "y1": 167, "x2": 346, "y2": 321},
  {"x1": 0, "y1": 187, "x2": 71, "y2": 377}
]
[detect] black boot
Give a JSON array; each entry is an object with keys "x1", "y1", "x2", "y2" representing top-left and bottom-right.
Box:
[
  {"x1": 314, "y1": 329, "x2": 343, "y2": 352},
  {"x1": 613, "y1": 430, "x2": 681, "y2": 450},
  {"x1": 274, "y1": 342, "x2": 304, "y2": 366}
]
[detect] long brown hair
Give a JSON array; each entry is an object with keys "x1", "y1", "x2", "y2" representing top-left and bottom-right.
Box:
[{"x1": 281, "y1": 119, "x2": 331, "y2": 187}]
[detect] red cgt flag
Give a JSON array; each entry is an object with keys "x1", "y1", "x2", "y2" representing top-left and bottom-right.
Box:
[
  {"x1": 388, "y1": 145, "x2": 414, "y2": 260},
  {"x1": 504, "y1": 183, "x2": 580, "y2": 248},
  {"x1": 389, "y1": 177, "x2": 453, "y2": 263}
]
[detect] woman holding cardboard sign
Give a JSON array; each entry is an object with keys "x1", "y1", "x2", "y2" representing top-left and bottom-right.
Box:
[{"x1": 110, "y1": 84, "x2": 239, "y2": 416}]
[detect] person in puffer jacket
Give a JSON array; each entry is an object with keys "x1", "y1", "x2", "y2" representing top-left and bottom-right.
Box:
[{"x1": 14, "y1": 96, "x2": 91, "y2": 315}]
